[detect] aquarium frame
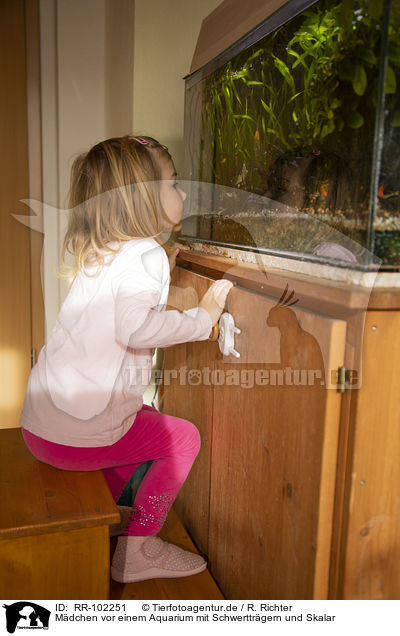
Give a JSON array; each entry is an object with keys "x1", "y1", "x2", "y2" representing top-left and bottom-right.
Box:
[
  {"x1": 177, "y1": 236, "x2": 393, "y2": 272},
  {"x1": 366, "y1": 0, "x2": 392, "y2": 256},
  {"x1": 183, "y1": 0, "x2": 396, "y2": 271}
]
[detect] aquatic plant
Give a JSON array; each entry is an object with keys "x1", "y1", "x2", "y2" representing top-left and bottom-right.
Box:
[
  {"x1": 200, "y1": 0, "x2": 399, "y2": 198},
  {"x1": 187, "y1": 0, "x2": 400, "y2": 265}
]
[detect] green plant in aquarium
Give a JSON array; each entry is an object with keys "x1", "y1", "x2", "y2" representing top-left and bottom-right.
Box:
[
  {"x1": 192, "y1": 0, "x2": 400, "y2": 265},
  {"x1": 200, "y1": 0, "x2": 399, "y2": 200}
]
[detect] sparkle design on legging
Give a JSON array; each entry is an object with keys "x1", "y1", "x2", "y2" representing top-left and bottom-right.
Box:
[
  {"x1": 148, "y1": 492, "x2": 174, "y2": 517},
  {"x1": 130, "y1": 504, "x2": 155, "y2": 528},
  {"x1": 130, "y1": 492, "x2": 174, "y2": 529}
]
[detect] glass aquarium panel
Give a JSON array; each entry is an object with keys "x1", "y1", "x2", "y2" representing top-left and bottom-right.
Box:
[
  {"x1": 183, "y1": 0, "x2": 398, "y2": 269},
  {"x1": 374, "y1": 0, "x2": 400, "y2": 265}
]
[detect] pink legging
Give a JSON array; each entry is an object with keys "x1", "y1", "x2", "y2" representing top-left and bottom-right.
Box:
[{"x1": 21, "y1": 404, "x2": 201, "y2": 536}]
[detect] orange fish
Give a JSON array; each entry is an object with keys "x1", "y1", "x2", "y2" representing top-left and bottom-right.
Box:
[{"x1": 320, "y1": 184, "x2": 328, "y2": 197}]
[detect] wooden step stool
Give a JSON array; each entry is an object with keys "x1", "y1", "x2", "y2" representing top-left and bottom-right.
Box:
[{"x1": 0, "y1": 428, "x2": 120, "y2": 599}]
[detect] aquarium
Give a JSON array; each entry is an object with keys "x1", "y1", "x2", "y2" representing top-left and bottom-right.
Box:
[{"x1": 181, "y1": 0, "x2": 400, "y2": 270}]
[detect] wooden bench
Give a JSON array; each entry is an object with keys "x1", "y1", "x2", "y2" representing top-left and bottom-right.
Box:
[{"x1": 0, "y1": 428, "x2": 120, "y2": 599}]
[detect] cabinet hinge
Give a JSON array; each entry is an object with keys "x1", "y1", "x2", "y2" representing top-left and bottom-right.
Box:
[
  {"x1": 336, "y1": 366, "x2": 347, "y2": 394},
  {"x1": 31, "y1": 348, "x2": 37, "y2": 368}
]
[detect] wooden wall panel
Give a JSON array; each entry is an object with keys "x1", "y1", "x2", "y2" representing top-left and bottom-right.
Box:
[
  {"x1": 0, "y1": 0, "x2": 32, "y2": 428},
  {"x1": 342, "y1": 311, "x2": 400, "y2": 599}
]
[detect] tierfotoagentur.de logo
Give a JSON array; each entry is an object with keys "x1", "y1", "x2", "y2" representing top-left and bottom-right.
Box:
[{"x1": 2, "y1": 603, "x2": 51, "y2": 633}]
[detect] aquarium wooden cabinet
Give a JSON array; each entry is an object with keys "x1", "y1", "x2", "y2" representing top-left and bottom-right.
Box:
[{"x1": 160, "y1": 252, "x2": 400, "y2": 600}]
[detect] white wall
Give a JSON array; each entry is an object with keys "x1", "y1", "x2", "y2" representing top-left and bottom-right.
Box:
[
  {"x1": 40, "y1": 0, "x2": 134, "y2": 338},
  {"x1": 40, "y1": 0, "x2": 220, "y2": 339},
  {"x1": 133, "y1": 0, "x2": 221, "y2": 176},
  {"x1": 40, "y1": 0, "x2": 107, "y2": 338},
  {"x1": 105, "y1": 0, "x2": 135, "y2": 136}
]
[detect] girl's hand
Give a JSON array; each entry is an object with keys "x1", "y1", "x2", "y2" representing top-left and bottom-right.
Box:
[
  {"x1": 167, "y1": 242, "x2": 190, "y2": 272},
  {"x1": 199, "y1": 279, "x2": 234, "y2": 326}
]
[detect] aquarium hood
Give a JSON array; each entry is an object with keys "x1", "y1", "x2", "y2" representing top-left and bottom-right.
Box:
[{"x1": 188, "y1": 0, "x2": 319, "y2": 77}]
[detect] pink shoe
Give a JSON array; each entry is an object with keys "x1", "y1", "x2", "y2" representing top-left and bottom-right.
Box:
[
  {"x1": 109, "y1": 506, "x2": 131, "y2": 537},
  {"x1": 111, "y1": 535, "x2": 207, "y2": 583}
]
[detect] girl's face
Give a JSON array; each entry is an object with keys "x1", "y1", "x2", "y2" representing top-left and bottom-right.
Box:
[{"x1": 159, "y1": 155, "x2": 186, "y2": 231}]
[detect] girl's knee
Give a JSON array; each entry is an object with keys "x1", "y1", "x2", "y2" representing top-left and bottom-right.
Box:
[{"x1": 178, "y1": 419, "x2": 201, "y2": 456}]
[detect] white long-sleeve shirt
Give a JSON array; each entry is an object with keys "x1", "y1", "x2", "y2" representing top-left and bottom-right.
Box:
[{"x1": 20, "y1": 237, "x2": 212, "y2": 447}]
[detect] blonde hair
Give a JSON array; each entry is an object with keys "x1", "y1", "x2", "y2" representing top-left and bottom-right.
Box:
[{"x1": 59, "y1": 134, "x2": 172, "y2": 279}]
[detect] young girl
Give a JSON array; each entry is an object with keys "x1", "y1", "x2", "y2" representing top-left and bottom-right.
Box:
[{"x1": 20, "y1": 135, "x2": 233, "y2": 584}]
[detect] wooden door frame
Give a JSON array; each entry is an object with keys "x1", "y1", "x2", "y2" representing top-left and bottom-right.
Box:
[{"x1": 25, "y1": 0, "x2": 44, "y2": 356}]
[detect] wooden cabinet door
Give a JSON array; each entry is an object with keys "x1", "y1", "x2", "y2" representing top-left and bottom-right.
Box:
[
  {"x1": 163, "y1": 266, "x2": 346, "y2": 599},
  {"x1": 208, "y1": 282, "x2": 346, "y2": 600},
  {"x1": 161, "y1": 268, "x2": 216, "y2": 556}
]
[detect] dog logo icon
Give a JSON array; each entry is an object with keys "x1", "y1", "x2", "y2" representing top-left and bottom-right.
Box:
[{"x1": 3, "y1": 602, "x2": 50, "y2": 633}]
